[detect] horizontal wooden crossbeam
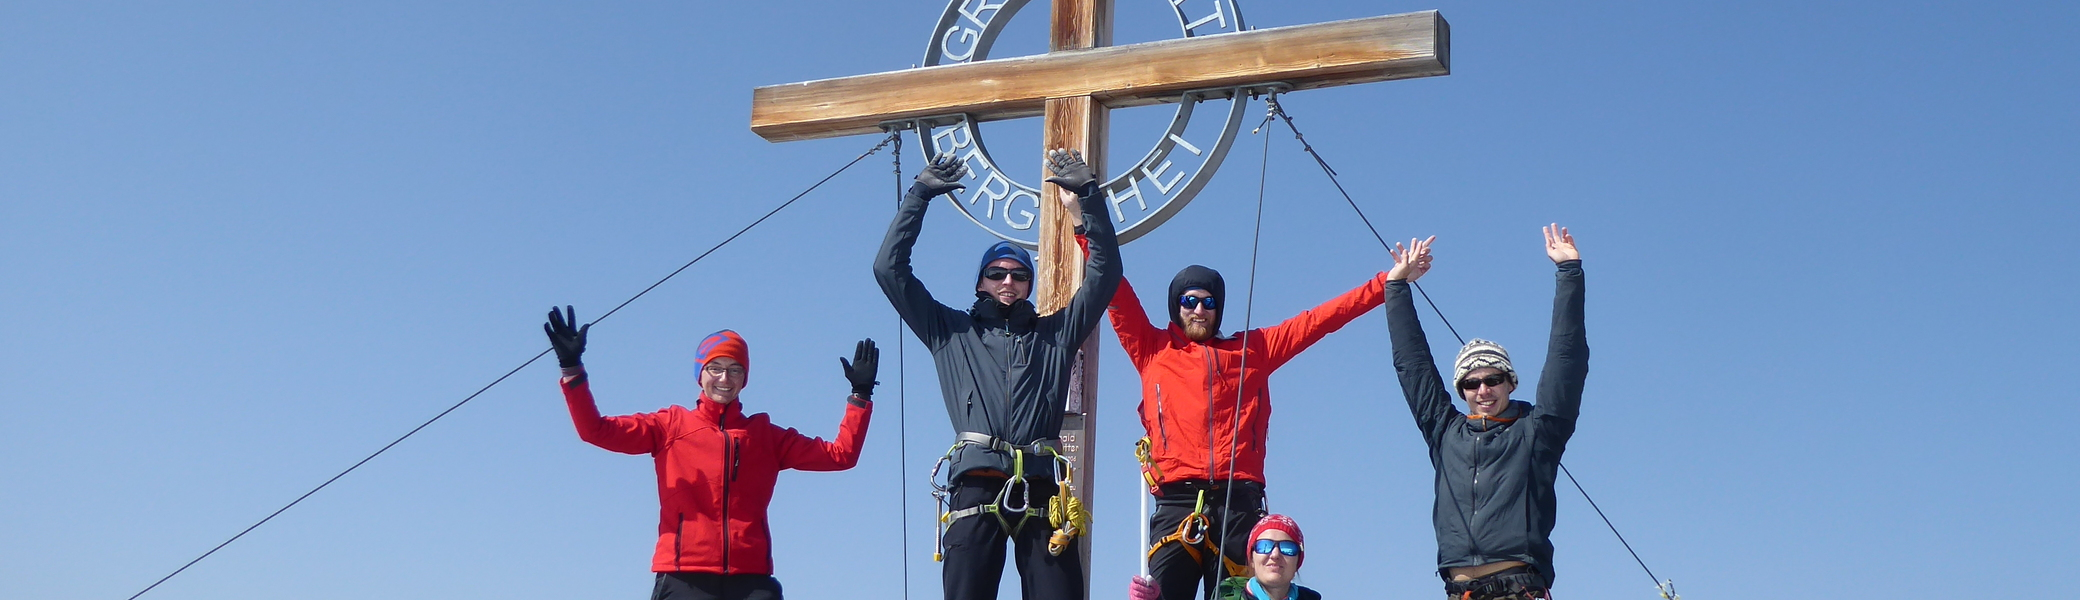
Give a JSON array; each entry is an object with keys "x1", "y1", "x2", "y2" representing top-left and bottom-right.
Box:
[{"x1": 749, "y1": 10, "x2": 1449, "y2": 142}]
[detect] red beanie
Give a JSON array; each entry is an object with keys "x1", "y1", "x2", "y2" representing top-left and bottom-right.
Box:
[
  {"x1": 1249, "y1": 514, "x2": 1305, "y2": 567},
  {"x1": 694, "y1": 329, "x2": 749, "y2": 371}
]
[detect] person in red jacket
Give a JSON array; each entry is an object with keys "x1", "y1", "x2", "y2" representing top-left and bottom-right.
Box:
[
  {"x1": 545, "y1": 307, "x2": 876, "y2": 600},
  {"x1": 1110, "y1": 267, "x2": 1385, "y2": 600}
]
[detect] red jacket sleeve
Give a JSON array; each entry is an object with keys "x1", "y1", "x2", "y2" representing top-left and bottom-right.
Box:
[
  {"x1": 562, "y1": 372, "x2": 662, "y2": 455},
  {"x1": 1107, "y1": 277, "x2": 1169, "y2": 371},
  {"x1": 1251, "y1": 273, "x2": 1388, "y2": 371},
  {"x1": 775, "y1": 397, "x2": 873, "y2": 471}
]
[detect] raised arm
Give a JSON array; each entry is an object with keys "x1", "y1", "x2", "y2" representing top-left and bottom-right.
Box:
[
  {"x1": 781, "y1": 339, "x2": 880, "y2": 471},
  {"x1": 775, "y1": 399, "x2": 873, "y2": 471},
  {"x1": 1532, "y1": 225, "x2": 1588, "y2": 436},
  {"x1": 545, "y1": 306, "x2": 662, "y2": 454},
  {"x1": 1040, "y1": 149, "x2": 1123, "y2": 349},
  {"x1": 1383, "y1": 237, "x2": 1458, "y2": 447},
  {"x1": 1107, "y1": 278, "x2": 1169, "y2": 370},
  {"x1": 562, "y1": 372, "x2": 665, "y2": 455},
  {"x1": 1251, "y1": 271, "x2": 1388, "y2": 370},
  {"x1": 873, "y1": 155, "x2": 969, "y2": 346}
]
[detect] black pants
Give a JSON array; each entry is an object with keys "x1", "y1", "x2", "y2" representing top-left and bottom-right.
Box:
[
  {"x1": 1442, "y1": 566, "x2": 1547, "y2": 600},
  {"x1": 942, "y1": 476, "x2": 1085, "y2": 600},
  {"x1": 651, "y1": 572, "x2": 782, "y2": 600},
  {"x1": 1147, "y1": 482, "x2": 1265, "y2": 600}
]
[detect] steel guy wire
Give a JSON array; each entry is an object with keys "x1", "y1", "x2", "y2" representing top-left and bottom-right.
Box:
[
  {"x1": 1262, "y1": 96, "x2": 1463, "y2": 346},
  {"x1": 126, "y1": 132, "x2": 899, "y2": 600}
]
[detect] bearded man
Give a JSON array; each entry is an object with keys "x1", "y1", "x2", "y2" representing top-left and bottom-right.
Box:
[{"x1": 1108, "y1": 262, "x2": 1387, "y2": 600}]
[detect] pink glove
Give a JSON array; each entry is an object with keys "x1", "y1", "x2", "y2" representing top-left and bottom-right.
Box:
[{"x1": 1129, "y1": 575, "x2": 1162, "y2": 600}]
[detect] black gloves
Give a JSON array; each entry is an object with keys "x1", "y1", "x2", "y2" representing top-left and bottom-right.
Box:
[
  {"x1": 913, "y1": 154, "x2": 970, "y2": 198},
  {"x1": 839, "y1": 338, "x2": 879, "y2": 399},
  {"x1": 544, "y1": 305, "x2": 589, "y2": 369},
  {"x1": 1044, "y1": 148, "x2": 1098, "y2": 197}
]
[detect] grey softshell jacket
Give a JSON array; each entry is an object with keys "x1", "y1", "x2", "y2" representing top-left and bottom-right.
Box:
[
  {"x1": 873, "y1": 184, "x2": 1122, "y2": 480},
  {"x1": 1387, "y1": 260, "x2": 1586, "y2": 588}
]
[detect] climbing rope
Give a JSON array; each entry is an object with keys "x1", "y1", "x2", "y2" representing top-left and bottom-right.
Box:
[
  {"x1": 1261, "y1": 95, "x2": 1676, "y2": 599},
  {"x1": 890, "y1": 130, "x2": 912, "y2": 600},
  {"x1": 124, "y1": 133, "x2": 901, "y2": 600},
  {"x1": 1210, "y1": 95, "x2": 1281, "y2": 594}
]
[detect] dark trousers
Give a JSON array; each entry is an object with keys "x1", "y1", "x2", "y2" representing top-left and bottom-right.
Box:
[
  {"x1": 1442, "y1": 566, "x2": 1547, "y2": 600},
  {"x1": 1147, "y1": 482, "x2": 1265, "y2": 600},
  {"x1": 651, "y1": 572, "x2": 782, "y2": 600},
  {"x1": 942, "y1": 476, "x2": 1085, "y2": 600}
]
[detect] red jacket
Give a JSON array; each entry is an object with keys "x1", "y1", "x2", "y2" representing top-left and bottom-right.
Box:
[
  {"x1": 1108, "y1": 274, "x2": 1385, "y2": 488},
  {"x1": 561, "y1": 372, "x2": 871, "y2": 574}
]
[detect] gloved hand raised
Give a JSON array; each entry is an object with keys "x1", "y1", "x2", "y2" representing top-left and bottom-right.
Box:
[
  {"x1": 839, "y1": 338, "x2": 879, "y2": 399},
  {"x1": 913, "y1": 154, "x2": 970, "y2": 198},
  {"x1": 544, "y1": 305, "x2": 589, "y2": 368},
  {"x1": 1044, "y1": 148, "x2": 1098, "y2": 197}
]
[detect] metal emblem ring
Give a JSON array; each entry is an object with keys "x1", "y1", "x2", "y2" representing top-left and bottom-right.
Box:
[{"x1": 913, "y1": 0, "x2": 1252, "y2": 247}]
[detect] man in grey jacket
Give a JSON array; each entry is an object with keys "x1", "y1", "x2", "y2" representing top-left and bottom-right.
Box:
[
  {"x1": 1385, "y1": 226, "x2": 1587, "y2": 600},
  {"x1": 874, "y1": 150, "x2": 1122, "y2": 600}
]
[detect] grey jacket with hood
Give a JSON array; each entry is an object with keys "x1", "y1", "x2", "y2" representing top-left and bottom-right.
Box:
[
  {"x1": 873, "y1": 182, "x2": 1121, "y2": 480},
  {"x1": 1386, "y1": 260, "x2": 1587, "y2": 588}
]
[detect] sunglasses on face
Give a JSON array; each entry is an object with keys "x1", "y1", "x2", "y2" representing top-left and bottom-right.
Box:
[
  {"x1": 1251, "y1": 539, "x2": 1302, "y2": 557},
  {"x1": 1458, "y1": 373, "x2": 1509, "y2": 390},
  {"x1": 1177, "y1": 295, "x2": 1219, "y2": 310},
  {"x1": 982, "y1": 267, "x2": 1033, "y2": 283}
]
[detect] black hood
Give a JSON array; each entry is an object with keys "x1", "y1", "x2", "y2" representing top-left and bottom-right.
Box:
[
  {"x1": 1167, "y1": 265, "x2": 1226, "y2": 334},
  {"x1": 970, "y1": 294, "x2": 1038, "y2": 332}
]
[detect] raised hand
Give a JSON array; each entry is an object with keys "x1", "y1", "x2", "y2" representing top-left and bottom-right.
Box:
[
  {"x1": 1043, "y1": 148, "x2": 1097, "y2": 196},
  {"x1": 1388, "y1": 235, "x2": 1436, "y2": 282},
  {"x1": 544, "y1": 305, "x2": 589, "y2": 368},
  {"x1": 839, "y1": 338, "x2": 880, "y2": 398},
  {"x1": 914, "y1": 154, "x2": 970, "y2": 198},
  {"x1": 1543, "y1": 223, "x2": 1579, "y2": 263}
]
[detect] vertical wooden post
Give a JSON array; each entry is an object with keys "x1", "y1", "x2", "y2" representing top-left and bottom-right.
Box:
[{"x1": 1045, "y1": 1, "x2": 1111, "y2": 595}]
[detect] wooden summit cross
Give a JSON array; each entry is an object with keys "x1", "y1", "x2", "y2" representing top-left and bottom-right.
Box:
[{"x1": 750, "y1": 0, "x2": 1447, "y2": 585}]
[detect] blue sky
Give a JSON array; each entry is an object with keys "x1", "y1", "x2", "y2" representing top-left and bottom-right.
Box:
[{"x1": 4, "y1": 1, "x2": 2077, "y2": 599}]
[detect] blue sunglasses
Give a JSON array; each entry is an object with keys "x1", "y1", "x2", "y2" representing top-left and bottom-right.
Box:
[
  {"x1": 1251, "y1": 539, "x2": 1301, "y2": 557},
  {"x1": 1178, "y1": 295, "x2": 1219, "y2": 310}
]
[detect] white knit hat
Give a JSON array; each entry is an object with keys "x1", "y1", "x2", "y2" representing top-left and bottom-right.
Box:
[{"x1": 1453, "y1": 338, "x2": 1517, "y2": 394}]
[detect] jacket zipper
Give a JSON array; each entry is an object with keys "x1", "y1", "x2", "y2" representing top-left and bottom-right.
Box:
[
  {"x1": 721, "y1": 427, "x2": 735, "y2": 574},
  {"x1": 675, "y1": 512, "x2": 685, "y2": 569},
  {"x1": 1203, "y1": 344, "x2": 1217, "y2": 481},
  {"x1": 1154, "y1": 385, "x2": 1169, "y2": 449}
]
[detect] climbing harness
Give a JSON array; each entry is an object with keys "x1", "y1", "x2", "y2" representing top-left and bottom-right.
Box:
[
  {"x1": 928, "y1": 432, "x2": 1087, "y2": 560},
  {"x1": 1143, "y1": 489, "x2": 1249, "y2": 578}
]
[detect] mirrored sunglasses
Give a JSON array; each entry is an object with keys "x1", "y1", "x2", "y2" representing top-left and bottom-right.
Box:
[
  {"x1": 1251, "y1": 539, "x2": 1302, "y2": 557},
  {"x1": 1177, "y1": 295, "x2": 1219, "y2": 310}
]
